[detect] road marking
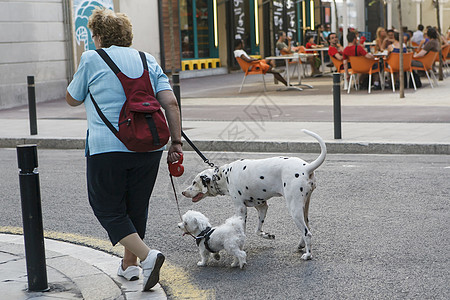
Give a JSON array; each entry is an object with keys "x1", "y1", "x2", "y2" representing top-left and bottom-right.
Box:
[{"x1": 0, "y1": 226, "x2": 215, "y2": 300}]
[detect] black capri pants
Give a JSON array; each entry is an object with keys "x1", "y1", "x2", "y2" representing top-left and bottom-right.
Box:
[{"x1": 86, "y1": 151, "x2": 162, "y2": 245}]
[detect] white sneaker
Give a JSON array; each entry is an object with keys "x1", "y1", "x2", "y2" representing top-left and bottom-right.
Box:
[
  {"x1": 117, "y1": 261, "x2": 140, "y2": 281},
  {"x1": 141, "y1": 250, "x2": 165, "y2": 291}
]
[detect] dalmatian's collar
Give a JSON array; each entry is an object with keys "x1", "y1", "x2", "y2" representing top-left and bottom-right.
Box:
[{"x1": 195, "y1": 226, "x2": 218, "y2": 253}]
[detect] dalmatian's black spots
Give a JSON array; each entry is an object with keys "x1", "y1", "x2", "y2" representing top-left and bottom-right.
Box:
[
  {"x1": 226, "y1": 177, "x2": 229, "y2": 184},
  {"x1": 304, "y1": 228, "x2": 308, "y2": 236},
  {"x1": 193, "y1": 181, "x2": 197, "y2": 185},
  {"x1": 240, "y1": 159, "x2": 244, "y2": 161},
  {"x1": 246, "y1": 186, "x2": 249, "y2": 190},
  {"x1": 284, "y1": 182, "x2": 286, "y2": 187},
  {"x1": 257, "y1": 198, "x2": 264, "y2": 201},
  {"x1": 306, "y1": 192, "x2": 309, "y2": 196},
  {"x1": 257, "y1": 202, "x2": 261, "y2": 205},
  {"x1": 303, "y1": 163, "x2": 306, "y2": 166},
  {"x1": 262, "y1": 189, "x2": 266, "y2": 192},
  {"x1": 238, "y1": 190, "x2": 242, "y2": 195},
  {"x1": 260, "y1": 176, "x2": 264, "y2": 180},
  {"x1": 300, "y1": 187, "x2": 303, "y2": 192},
  {"x1": 250, "y1": 197, "x2": 254, "y2": 200},
  {"x1": 295, "y1": 173, "x2": 299, "y2": 178},
  {"x1": 243, "y1": 166, "x2": 246, "y2": 170},
  {"x1": 284, "y1": 157, "x2": 289, "y2": 159},
  {"x1": 210, "y1": 185, "x2": 214, "y2": 188},
  {"x1": 302, "y1": 173, "x2": 305, "y2": 176},
  {"x1": 230, "y1": 167, "x2": 232, "y2": 171}
]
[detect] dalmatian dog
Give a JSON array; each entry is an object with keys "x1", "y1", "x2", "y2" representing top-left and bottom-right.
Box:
[{"x1": 182, "y1": 129, "x2": 326, "y2": 260}]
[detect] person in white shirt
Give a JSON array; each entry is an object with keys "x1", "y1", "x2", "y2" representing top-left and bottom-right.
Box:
[
  {"x1": 411, "y1": 24, "x2": 424, "y2": 45},
  {"x1": 234, "y1": 40, "x2": 288, "y2": 86}
]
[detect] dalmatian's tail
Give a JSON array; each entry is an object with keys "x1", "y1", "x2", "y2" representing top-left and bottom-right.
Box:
[{"x1": 302, "y1": 129, "x2": 327, "y2": 174}]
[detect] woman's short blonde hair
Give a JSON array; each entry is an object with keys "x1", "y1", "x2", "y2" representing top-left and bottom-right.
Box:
[{"x1": 88, "y1": 7, "x2": 133, "y2": 48}]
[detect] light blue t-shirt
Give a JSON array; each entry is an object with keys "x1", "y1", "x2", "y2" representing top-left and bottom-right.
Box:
[{"x1": 67, "y1": 46, "x2": 172, "y2": 156}]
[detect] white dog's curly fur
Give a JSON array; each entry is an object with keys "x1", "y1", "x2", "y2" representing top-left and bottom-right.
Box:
[
  {"x1": 182, "y1": 130, "x2": 326, "y2": 260},
  {"x1": 178, "y1": 210, "x2": 247, "y2": 269}
]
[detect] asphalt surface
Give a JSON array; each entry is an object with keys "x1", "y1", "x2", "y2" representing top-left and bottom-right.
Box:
[{"x1": 1, "y1": 149, "x2": 449, "y2": 299}]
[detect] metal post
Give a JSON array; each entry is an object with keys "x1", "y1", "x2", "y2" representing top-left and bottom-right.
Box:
[
  {"x1": 172, "y1": 72, "x2": 182, "y2": 126},
  {"x1": 333, "y1": 73, "x2": 342, "y2": 139},
  {"x1": 27, "y1": 76, "x2": 38, "y2": 135},
  {"x1": 17, "y1": 144, "x2": 49, "y2": 292}
]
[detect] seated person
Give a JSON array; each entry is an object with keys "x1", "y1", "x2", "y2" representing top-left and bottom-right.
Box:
[
  {"x1": 375, "y1": 27, "x2": 387, "y2": 52},
  {"x1": 305, "y1": 34, "x2": 324, "y2": 49},
  {"x1": 343, "y1": 31, "x2": 381, "y2": 89},
  {"x1": 387, "y1": 32, "x2": 408, "y2": 54},
  {"x1": 412, "y1": 27, "x2": 440, "y2": 68},
  {"x1": 381, "y1": 29, "x2": 396, "y2": 51},
  {"x1": 234, "y1": 39, "x2": 288, "y2": 86},
  {"x1": 386, "y1": 32, "x2": 408, "y2": 85},
  {"x1": 327, "y1": 32, "x2": 349, "y2": 72},
  {"x1": 276, "y1": 31, "x2": 321, "y2": 77}
]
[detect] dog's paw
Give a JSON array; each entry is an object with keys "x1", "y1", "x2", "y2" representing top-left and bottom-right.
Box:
[
  {"x1": 231, "y1": 262, "x2": 239, "y2": 268},
  {"x1": 239, "y1": 262, "x2": 247, "y2": 269},
  {"x1": 213, "y1": 253, "x2": 221, "y2": 261},
  {"x1": 197, "y1": 261, "x2": 207, "y2": 267},
  {"x1": 301, "y1": 253, "x2": 312, "y2": 260}
]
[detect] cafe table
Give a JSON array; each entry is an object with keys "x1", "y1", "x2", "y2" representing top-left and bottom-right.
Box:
[
  {"x1": 265, "y1": 53, "x2": 315, "y2": 91},
  {"x1": 304, "y1": 47, "x2": 329, "y2": 73}
]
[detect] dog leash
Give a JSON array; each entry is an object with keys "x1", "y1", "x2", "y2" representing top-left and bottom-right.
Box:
[
  {"x1": 168, "y1": 173, "x2": 196, "y2": 240},
  {"x1": 182, "y1": 130, "x2": 216, "y2": 168}
]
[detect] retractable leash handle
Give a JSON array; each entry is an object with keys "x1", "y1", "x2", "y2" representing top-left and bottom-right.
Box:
[{"x1": 168, "y1": 153, "x2": 184, "y2": 177}]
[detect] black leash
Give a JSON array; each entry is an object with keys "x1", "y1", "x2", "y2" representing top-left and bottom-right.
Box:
[
  {"x1": 169, "y1": 130, "x2": 216, "y2": 240},
  {"x1": 182, "y1": 130, "x2": 215, "y2": 168}
]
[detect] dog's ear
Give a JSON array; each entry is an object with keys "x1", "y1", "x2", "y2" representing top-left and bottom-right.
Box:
[{"x1": 200, "y1": 175, "x2": 211, "y2": 186}]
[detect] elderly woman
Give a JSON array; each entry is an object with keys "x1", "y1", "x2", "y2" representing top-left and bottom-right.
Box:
[{"x1": 66, "y1": 7, "x2": 182, "y2": 291}]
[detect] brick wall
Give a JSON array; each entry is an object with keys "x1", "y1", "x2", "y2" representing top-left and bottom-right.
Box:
[{"x1": 161, "y1": 0, "x2": 181, "y2": 73}]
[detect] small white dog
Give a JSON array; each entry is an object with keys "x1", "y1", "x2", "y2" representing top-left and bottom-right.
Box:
[
  {"x1": 178, "y1": 210, "x2": 247, "y2": 269},
  {"x1": 182, "y1": 129, "x2": 326, "y2": 260}
]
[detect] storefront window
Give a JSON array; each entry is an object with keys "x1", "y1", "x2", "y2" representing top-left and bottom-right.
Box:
[{"x1": 180, "y1": 0, "x2": 216, "y2": 59}]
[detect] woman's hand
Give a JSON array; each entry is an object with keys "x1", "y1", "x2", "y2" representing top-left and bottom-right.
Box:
[{"x1": 167, "y1": 143, "x2": 183, "y2": 163}]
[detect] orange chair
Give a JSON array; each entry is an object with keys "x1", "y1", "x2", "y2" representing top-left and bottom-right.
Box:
[
  {"x1": 235, "y1": 57, "x2": 266, "y2": 93},
  {"x1": 384, "y1": 52, "x2": 417, "y2": 92},
  {"x1": 347, "y1": 56, "x2": 382, "y2": 94},
  {"x1": 434, "y1": 44, "x2": 449, "y2": 76},
  {"x1": 412, "y1": 51, "x2": 438, "y2": 88},
  {"x1": 330, "y1": 56, "x2": 353, "y2": 89}
]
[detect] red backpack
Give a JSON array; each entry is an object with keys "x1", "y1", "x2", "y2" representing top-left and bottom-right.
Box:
[{"x1": 90, "y1": 49, "x2": 170, "y2": 152}]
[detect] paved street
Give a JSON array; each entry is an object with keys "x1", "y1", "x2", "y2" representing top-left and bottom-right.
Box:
[{"x1": 1, "y1": 148, "x2": 449, "y2": 299}]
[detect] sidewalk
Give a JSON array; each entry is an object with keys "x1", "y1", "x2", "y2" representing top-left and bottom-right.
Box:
[
  {"x1": 0, "y1": 233, "x2": 166, "y2": 300},
  {"x1": 1, "y1": 73, "x2": 449, "y2": 154}
]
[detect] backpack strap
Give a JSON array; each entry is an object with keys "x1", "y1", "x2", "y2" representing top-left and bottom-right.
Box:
[
  {"x1": 89, "y1": 89, "x2": 118, "y2": 136},
  {"x1": 355, "y1": 45, "x2": 358, "y2": 56},
  {"x1": 95, "y1": 49, "x2": 121, "y2": 74},
  {"x1": 139, "y1": 51, "x2": 149, "y2": 71}
]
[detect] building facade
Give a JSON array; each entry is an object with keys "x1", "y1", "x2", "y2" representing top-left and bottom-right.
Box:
[{"x1": 1, "y1": 0, "x2": 449, "y2": 109}]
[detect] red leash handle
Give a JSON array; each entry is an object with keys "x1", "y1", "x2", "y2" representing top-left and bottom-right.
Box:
[{"x1": 168, "y1": 153, "x2": 184, "y2": 177}]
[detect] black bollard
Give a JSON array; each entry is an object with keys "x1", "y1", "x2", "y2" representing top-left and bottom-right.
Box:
[
  {"x1": 333, "y1": 73, "x2": 342, "y2": 139},
  {"x1": 27, "y1": 76, "x2": 38, "y2": 135},
  {"x1": 172, "y1": 72, "x2": 182, "y2": 126},
  {"x1": 17, "y1": 144, "x2": 49, "y2": 292}
]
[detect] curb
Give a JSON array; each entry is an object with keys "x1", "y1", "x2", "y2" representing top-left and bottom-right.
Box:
[{"x1": 1, "y1": 137, "x2": 449, "y2": 155}]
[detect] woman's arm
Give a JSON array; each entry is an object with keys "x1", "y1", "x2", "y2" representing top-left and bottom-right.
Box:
[
  {"x1": 65, "y1": 91, "x2": 84, "y2": 106},
  {"x1": 156, "y1": 90, "x2": 183, "y2": 163}
]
